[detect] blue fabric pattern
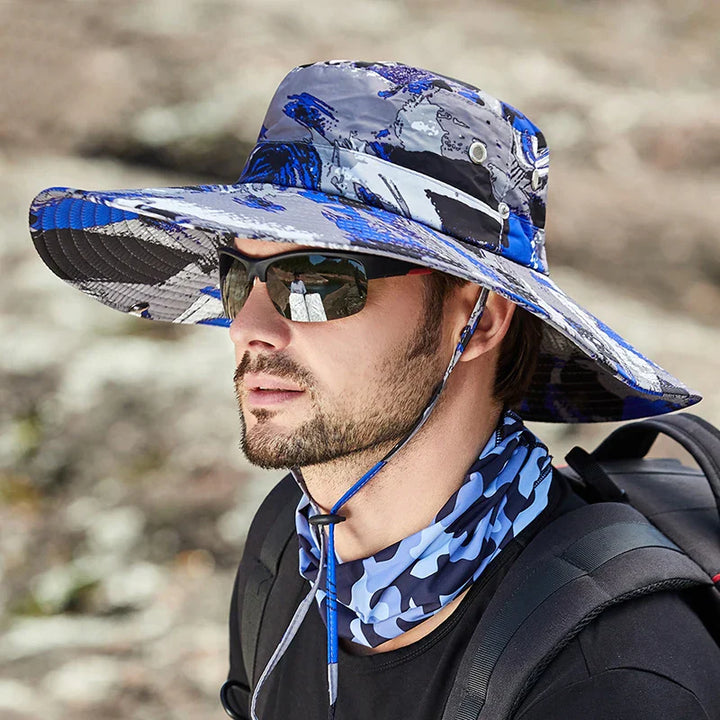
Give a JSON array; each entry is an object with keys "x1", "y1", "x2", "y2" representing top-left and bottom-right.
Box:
[{"x1": 295, "y1": 410, "x2": 553, "y2": 648}]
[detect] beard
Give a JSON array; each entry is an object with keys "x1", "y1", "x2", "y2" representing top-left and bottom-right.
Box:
[{"x1": 233, "y1": 280, "x2": 448, "y2": 470}]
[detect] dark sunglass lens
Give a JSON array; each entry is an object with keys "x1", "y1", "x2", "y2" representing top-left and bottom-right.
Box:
[
  {"x1": 220, "y1": 256, "x2": 251, "y2": 319},
  {"x1": 267, "y1": 255, "x2": 368, "y2": 322}
]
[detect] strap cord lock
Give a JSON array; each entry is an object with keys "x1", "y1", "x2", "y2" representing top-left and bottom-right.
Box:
[{"x1": 309, "y1": 513, "x2": 346, "y2": 526}]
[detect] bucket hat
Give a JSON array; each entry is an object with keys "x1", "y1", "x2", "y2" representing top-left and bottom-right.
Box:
[{"x1": 28, "y1": 60, "x2": 700, "y2": 423}]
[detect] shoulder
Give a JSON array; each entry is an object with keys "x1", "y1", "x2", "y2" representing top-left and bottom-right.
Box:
[
  {"x1": 228, "y1": 472, "x2": 300, "y2": 632},
  {"x1": 230, "y1": 473, "x2": 300, "y2": 610},
  {"x1": 227, "y1": 474, "x2": 300, "y2": 687},
  {"x1": 516, "y1": 590, "x2": 720, "y2": 720}
]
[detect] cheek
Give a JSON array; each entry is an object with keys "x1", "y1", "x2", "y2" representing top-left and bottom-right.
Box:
[
  {"x1": 307, "y1": 294, "x2": 423, "y2": 390},
  {"x1": 303, "y1": 322, "x2": 380, "y2": 392}
]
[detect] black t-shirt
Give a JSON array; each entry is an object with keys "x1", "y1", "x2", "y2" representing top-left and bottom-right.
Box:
[{"x1": 228, "y1": 473, "x2": 720, "y2": 719}]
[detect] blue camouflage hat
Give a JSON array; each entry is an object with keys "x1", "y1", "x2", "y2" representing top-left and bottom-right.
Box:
[{"x1": 28, "y1": 60, "x2": 700, "y2": 422}]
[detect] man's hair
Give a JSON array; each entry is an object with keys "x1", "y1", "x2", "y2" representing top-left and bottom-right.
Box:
[{"x1": 427, "y1": 273, "x2": 543, "y2": 409}]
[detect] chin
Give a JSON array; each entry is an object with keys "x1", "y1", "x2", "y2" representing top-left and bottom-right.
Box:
[{"x1": 241, "y1": 429, "x2": 297, "y2": 469}]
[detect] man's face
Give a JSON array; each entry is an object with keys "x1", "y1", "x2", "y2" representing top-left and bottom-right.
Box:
[{"x1": 229, "y1": 238, "x2": 453, "y2": 470}]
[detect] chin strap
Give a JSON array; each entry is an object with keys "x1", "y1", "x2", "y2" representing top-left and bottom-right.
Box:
[{"x1": 251, "y1": 287, "x2": 490, "y2": 720}]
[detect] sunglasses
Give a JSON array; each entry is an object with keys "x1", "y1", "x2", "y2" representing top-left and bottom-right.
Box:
[{"x1": 218, "y1": 246, "x2": 431, "y2": 322}]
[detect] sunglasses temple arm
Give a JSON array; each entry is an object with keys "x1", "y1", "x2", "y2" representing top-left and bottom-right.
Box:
[{"x1": 454, "y1": 287, "x2": 490, "y2": 363}]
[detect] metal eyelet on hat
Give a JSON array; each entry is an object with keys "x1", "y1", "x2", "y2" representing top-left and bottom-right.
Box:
[
  {"x1": 531, "y1": 169, "x2": 541, "y2": 191},
  {"x1": 129, "y1": 302, "x2": 150, "y2": 316},
  {"x1": 498, "y1": 202, "x2": 510, "y2": 219},
  {"x1": 468, "y1": 141, "x2": 487, "y2": 165}
]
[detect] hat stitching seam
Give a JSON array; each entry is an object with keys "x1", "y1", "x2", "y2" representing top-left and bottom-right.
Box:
[
  {"x1": 35, "y1": 199, "x2": 70, "y2": 279},
  {"x1": 101, "y1": 218, "x2": 175, "y2": 282},
  {"x1": 59, "y1": 198, "x2": 158, "y2": 285}
]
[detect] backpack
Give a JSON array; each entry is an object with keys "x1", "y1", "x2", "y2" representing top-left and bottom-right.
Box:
[{"x1": 221, "y1": 413, "x2": 720, "y2": 720}]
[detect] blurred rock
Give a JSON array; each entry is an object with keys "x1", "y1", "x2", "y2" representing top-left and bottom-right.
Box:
[
  {"x1": 30, "y1": 564, "x2": 97, "y2": 615},
  {"x1": 43, "y1": 656, "x2": 122, "y2": 706},
  {"x1": 0, "y1": 679, "x2": 41, "y2": 717},
  {"x1": 216, "y1": 507, "x2": 250, "y2": 547},
  {"x1": 85, "y1": 507, "x2": 146, "y2": 556},
  {"x1": 0, "y1": 604, "x2": 179, "y2": 661},
  {"x1": 101, "y1": 562, "x2": 167, "y2": 611}
]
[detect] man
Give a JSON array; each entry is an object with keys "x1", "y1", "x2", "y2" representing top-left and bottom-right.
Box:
[
  {"x1": 29, "y1": 61, "x2": 720, "y2": 719},
  {"x1": 289, "y1": 272, "x2": 307, "y2": 295}
]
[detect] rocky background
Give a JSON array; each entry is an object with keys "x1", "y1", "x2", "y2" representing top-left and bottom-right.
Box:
[{"x1": 1, "y1": 0, "x2": 719, "y2": 717}]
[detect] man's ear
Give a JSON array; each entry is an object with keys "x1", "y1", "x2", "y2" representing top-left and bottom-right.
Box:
[{"x1": 457, "y1": 289, "x2": 516, "y2": 363}]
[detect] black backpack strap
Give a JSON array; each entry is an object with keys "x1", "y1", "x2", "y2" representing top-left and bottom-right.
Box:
[
  {"x1": 592, "y1": 412, "x2": 720, "y2": 513},
  {"x1": 441, "y1": 502, "x2": 712, "y2": 720},
  {"x1": 241, "y1": 476, "x2": 301, "y2": 684},
  {"x1": 564, "y1": 446, "x2": 628, "y2": 503},
  {"x1": 222, "y1": 474, "x2": 300, "y2": 719}
]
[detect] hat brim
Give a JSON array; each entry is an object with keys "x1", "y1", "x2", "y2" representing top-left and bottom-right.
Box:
[{"x1": 29, "y1": 183, "x2": 700, "y2": 423}]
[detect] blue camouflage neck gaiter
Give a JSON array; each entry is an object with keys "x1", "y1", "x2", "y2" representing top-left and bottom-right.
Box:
[{"x1": 295, "y1": 410, "x2": 554, "y2": 648}]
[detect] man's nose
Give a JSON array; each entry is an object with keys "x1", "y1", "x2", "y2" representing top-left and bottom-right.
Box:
[{"x1": 228, "y1": 280, "x2": 292, "y2": 352}]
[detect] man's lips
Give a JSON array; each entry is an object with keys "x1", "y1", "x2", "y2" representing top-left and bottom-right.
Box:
[{"x1": 242, "y1": 374, "x2": 306, "y2": 407}]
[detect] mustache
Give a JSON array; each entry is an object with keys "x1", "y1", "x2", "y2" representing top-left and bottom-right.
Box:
[{"x1": 233, "y1": 352, "x2": 316, "y2": 390}]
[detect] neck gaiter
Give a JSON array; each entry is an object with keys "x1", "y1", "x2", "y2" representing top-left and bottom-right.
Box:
[{"x1": 296, "y1": 410, "x2": 553, "y2": 648}]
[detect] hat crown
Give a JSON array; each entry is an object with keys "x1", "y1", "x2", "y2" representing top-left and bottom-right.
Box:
[{"x1": 239, "y1": 61, "x2": 550, "y2": 274}]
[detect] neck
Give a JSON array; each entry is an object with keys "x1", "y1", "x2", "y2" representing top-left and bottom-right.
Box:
[{"x1": 299, "y1": 362, "x2": 503, "y2": 562}]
